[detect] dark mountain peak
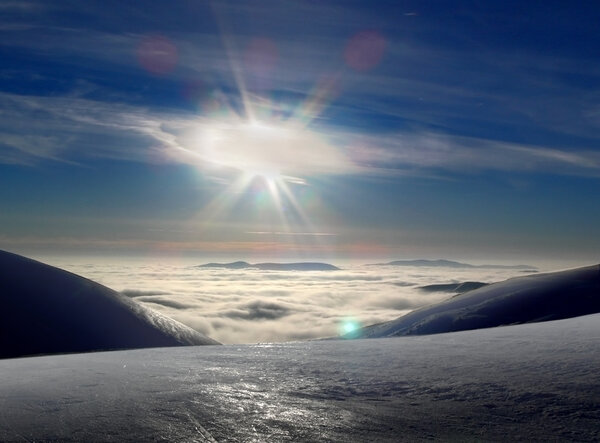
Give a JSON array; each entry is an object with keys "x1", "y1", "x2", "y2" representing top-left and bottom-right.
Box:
[{"x1": 0, "y1": 250, "x2": 219, "y2": 359}]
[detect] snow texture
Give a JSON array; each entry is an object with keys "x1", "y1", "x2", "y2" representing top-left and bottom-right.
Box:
[
  {"x1": 0, "y1": 250, "x2": 219, "y2": 359},
  {"x1": 0, "y1": 314, "x2": 599, "y2": 441},
  {"x1": 353, "y1": 264, "x2": 600, "y2": 338}
]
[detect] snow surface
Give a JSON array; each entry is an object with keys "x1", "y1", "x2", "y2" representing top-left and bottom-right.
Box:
[
  {"x1": 0, "y1": 250, "x2": 219, "y2": 359},
  {"x1": 1, "y1": 314, "x2": 599, "y2": 441}
]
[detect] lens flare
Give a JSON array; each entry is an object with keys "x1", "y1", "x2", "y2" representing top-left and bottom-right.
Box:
[
  {"x1": 137, "y1": 35, "x2": 178, "y2": 75},
  {"x1": 344, "y1": 30, "x2": 387, "y2": 72},
  {"x1": 339, "y1": 318, "x2": 362, "y2": 338}
]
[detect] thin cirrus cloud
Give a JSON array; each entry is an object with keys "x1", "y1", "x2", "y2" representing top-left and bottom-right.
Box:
[
  {"x1": 2, "y1": 91, "x2": 599, "y2": 180},
  {"x1": 1, "y1": 0, "x2": 599, "y2": 182},
  {"x1": 0, "y1": 91, "x2": 354, "y2": 177},
  {"x1": 0, "y1": 92, "x2": 174, "y2": 164},
  {"x1": 345, "y1": 132, "x2": 600, "y2": 177}
]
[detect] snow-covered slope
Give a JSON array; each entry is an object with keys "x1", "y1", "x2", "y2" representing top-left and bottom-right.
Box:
[
  {"x1": 0, "y1": 250, "x2": 219, "y2": 359},
  {"x1": 352, "y1": 264, "x2": 600, "y2": 339},
  {"x1": 0, "y1": 314, "x2": 598, "y2": 441}
]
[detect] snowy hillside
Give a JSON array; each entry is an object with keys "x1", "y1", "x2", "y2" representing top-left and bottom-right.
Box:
[
  {"x1": 0, "y1": 314, "x2": 598, "y2": 441},
  {"x1": 0, "y1": 250, "x2": 219, "y2": 359},
  {"x1": 351, "y1": 264, "x2": 600, "y2": 339}
]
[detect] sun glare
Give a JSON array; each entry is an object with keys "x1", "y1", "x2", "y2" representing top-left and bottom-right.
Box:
[
  {"x1": 187, "y1": 113, "x2": 324, "y2": 237},
  {"x1": 195, "y1": 117, "x2": 345, "y2": 181},
  {"x1": 182, "y1": 103, "x2": 349, "y2": 238},
  {"x1": 174, "y1": 23, "x2": 357, "y2": 244}
]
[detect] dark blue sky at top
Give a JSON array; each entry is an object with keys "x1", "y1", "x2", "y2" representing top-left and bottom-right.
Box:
[{"x1": 1, "y1": 0, "x2": 599, "y2": 262}]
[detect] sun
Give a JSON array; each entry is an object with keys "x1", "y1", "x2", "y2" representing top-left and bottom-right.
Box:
[
  {"x1": 221, "y1": 121, "x2": 286, "y2": 182},
  {"x1": 195, "y1": 117, "x2": 342, "y2": 182},
  {"x1": 185, "y1": 114, "x2": 319, "y2": 231},
  {"x1": 177, "y1": 89, "x2": 354, "y2": 237},
  {"x1": 184, "y1": 112, "x2": 350, "y2": 230},
  {"x1": 169, "y1": 16, "x2": 362, "y2": 243}
]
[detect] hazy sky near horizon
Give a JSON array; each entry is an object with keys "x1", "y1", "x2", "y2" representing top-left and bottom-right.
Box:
[{"x1": 1, "y1": 1, "x2": 600, "y2": 262}]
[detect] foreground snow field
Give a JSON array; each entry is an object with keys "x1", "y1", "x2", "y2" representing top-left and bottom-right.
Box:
[{"x1": 1, "y1": 314, "x2": 599, "y2": 442}]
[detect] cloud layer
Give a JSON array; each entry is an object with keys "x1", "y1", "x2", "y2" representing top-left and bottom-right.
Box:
[{"x1": 49, "y1": 258, "x2": 540, "y2": 344}]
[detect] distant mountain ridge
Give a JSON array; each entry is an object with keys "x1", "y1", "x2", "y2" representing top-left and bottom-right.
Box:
[
  {"x1": 198, "y1": 261, "x2": 340, "y2": 271},
  {"x1": 345, "y1": 264, "x2": 600, "y2": 339},
  {"x1": 378, "y1": 259, "x2": 536, "y2": 270}
]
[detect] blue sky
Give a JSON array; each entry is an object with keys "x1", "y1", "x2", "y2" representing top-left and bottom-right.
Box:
[{"x1": 1, "y1": 0, "x2": 599, "y2": 263}]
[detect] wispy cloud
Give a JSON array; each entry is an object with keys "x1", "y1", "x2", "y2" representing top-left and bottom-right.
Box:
[
  {"x1": 245, "y1": 231, "x2": 337, "y2": 237},
  {"x1": 346, "y1": 132, "x2": 600, "y2": 177},
  {"x1": 2, "y1": 1, "x2": 600, "y2": 181},
  {"x1": 2, "y1": 91, "x2": 599, "y2": 180},
  {"x1": 0, "y1": 91, "x2": 356, "y2": 176},
  {"x1": 0, "y1": 92, "x2": 172, "y2": 164},
  {"x1": 0, "y1": 1, "x2": 43, "y2": 11}
]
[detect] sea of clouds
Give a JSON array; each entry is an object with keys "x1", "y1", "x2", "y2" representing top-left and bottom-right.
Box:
[{"x1": 46, "y1": 258, "x2": 542, "y2": 344}]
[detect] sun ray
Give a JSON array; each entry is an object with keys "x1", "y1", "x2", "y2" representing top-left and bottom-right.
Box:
[
  {"x1": 181, "y1": 6, "x2": 355, "y2": 251},
  {"x1": 278, "y1": 180, "x2": 319, "y2": 237},
  {"x1": 195, "y1": 173, "x2": 254, "y2": 227},
  {"x1": 209, "y1": 1, "x2": 256, "y2": 122},
  {"x1": 264, "y1": 176, "x2": 290, "y2": 232},
  {"x1": 293, "y1": 71, "x2": 343, "y2": 128}
]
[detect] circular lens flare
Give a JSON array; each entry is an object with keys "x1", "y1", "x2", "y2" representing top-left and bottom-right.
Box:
[
  {"x1": 137, "y1": 35, "x2": 178, "y2": 75},
  {"x1": 339, "y1": 318, "x2": 362, "y2": 338},
  {"x1": 344, "y1": 30, "x2": 386, "y2": 72}
]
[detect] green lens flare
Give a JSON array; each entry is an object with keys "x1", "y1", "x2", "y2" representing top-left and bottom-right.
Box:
[{"x1": 339, "y1": 318, "x2": 361, "y2": 337}]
